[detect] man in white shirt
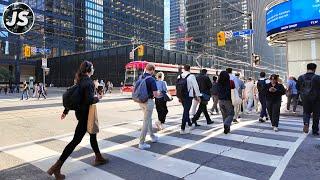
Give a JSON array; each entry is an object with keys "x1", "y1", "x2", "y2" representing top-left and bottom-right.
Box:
[
  {"x1": 245, "y1": 78, "x2": 255, "y2": 113},
  {"x1": 177, "y1": 65, "x2": 201, "y2": 134}
]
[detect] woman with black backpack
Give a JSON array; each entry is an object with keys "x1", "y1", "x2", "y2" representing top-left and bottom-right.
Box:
[{"x1": 47, "y1": 61, "x2": 107, "y2": 180}]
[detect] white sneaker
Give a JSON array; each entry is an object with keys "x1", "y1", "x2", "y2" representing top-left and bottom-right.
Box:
[
  {"x1": 180, "y1": 130, "x2": 189, "y2": 135},
  {"x1": 273, "y1": 127, "x2": 279, "y2": 132},
  {"x1": 150, "y1": 135, "x2": 159, "y2": 143},
  {"x1": 139, "y1": 143, "x2": 151, "y2": 150},
  {"x1": 155, "y1": 121, "x2": 163, "y2": 130}
]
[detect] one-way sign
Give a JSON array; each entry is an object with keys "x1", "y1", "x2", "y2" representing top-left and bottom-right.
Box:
[{"x1": 233, "y1": 29, "x2": 254, "y2": 37}]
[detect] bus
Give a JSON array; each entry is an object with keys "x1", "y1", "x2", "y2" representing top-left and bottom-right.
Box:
[{"x1": 121, "y1": 61, "x2": 222, "y2": 96}]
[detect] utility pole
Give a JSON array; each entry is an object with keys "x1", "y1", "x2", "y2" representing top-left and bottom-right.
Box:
[{"x1": 42, "y1": 35, "x2": 46, "y2": 87}]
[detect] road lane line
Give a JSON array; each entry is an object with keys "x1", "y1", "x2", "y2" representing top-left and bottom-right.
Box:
[
  {"x1": 236, "y1": 127, "x2": 301, "y2": 137},
  {"x1": 58, "y1": 134, "x2": 254, "y2": 180},
  {"x1": 102, "y1": 126, "x2": 283, "y2": 167},
  {"x1": 269, "y1": 133, "x2": 307, "y2": 180},
  {"x1": 251, "y1": 123, "x2": 302, "y2": 131},
  {"x1": 3, "y1": 143, "x2": 124, "y2": 180}
]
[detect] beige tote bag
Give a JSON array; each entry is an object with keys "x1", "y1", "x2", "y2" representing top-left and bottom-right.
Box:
[{"x1": 87, "y1": 104, "x2": 99, "y2": 134}]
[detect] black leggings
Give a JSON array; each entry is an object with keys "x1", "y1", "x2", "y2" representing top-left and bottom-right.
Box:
[
  {"x1": 155, "y1": 98, "x2": 168, "y2": 123},
  {"x1": 267, "y1": 100, "x2": 281, "y2": 127},
  {"x1": 59, "y1": 118, "x2": 100, "y2": 163}
]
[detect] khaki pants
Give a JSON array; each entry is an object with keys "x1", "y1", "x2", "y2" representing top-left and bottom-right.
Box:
[{"x1": 139, "y1": 99, "x2": 155, "y2": 144}]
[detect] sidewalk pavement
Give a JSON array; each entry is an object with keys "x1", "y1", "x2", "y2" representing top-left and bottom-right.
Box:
[{"x1": 0, "y1": 87, "x2": 123, "y2": 100}]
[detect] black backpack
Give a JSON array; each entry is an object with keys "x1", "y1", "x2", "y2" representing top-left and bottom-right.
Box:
[
  {"x1": 176, "y1": 74, "x2": 191, "y2": 100},
  {"x1": 210, "y1": 82, "x2": 218, "y2": 95},
  {"x1": 257, "y1": 79, "x2": 267, "y2": 95},
  {"x1": 301, "y1": 74, "x2": 316, "y2": 99},
  {"x1": 63, "y1": 84, "x2": 81, "y2": 110}
]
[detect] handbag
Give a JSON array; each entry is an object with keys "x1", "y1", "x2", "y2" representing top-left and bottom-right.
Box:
[
  {"x1": 87, "y1": 104, "x2": 99, "y2": 134},
  {"x1": 162, "y1": 91, "x2": 173, "y2": 102}
]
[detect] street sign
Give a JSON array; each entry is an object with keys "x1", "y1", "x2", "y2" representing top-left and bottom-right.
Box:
[
  {"x1": 224, "y1": 31, "x2": 233, "y2": 39},
  {"x1": 42, "y1": 58, "x2": 47, "y2": 68},
  {"x1": 37, "y1": 48, "x2": 51, "y2": 55},
  {"x1": 129, "y1": 51, "x2": 134, "y2": 60},
  {"x1": 233, "y1": 29, "x2": 254, "y2": 37}
]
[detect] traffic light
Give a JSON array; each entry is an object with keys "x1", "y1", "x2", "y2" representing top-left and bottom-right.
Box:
[
  {"x1": 23, "y1": 45, "x2": 31, "y2": 58},
  {"x1": 217, "y1": 31, "x2": 226, "y2": 47},
  {"x1": 253, "y1": 54, "x2": 261, "y2": 66},
  {"x1": 137, "y1": 45, "x2": 144, "y2": 57}
]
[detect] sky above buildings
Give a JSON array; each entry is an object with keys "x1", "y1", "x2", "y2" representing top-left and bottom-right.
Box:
[{"x1": 164, "y1": 0, "x2": 170, "y2": 49}]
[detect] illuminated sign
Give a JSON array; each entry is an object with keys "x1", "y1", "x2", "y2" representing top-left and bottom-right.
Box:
[{"x1": 266, "y1": 0, "x2": 320, "y2": 36}]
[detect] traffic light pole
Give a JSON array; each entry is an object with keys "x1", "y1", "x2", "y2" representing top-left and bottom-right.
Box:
[
  {"x1": 250, "y1": 12, "x2": 254, "y2": 78},
  {"x1": 42, "y1": 35, "x2": 46, "y2": 87}
]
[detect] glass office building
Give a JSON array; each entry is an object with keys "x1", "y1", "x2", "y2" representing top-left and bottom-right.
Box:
[
  {"x1": 186, "y1": 0, "x2": 250, "y2": 59},
  {"x1": 170, "y1": 0, "x2": 187, "y2": 51},
  {"x1": 0, "y1": 0, "x2": 164, "y2": 84}
]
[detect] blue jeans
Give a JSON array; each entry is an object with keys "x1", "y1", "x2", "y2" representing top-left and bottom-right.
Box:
[
  {"x1": 259, "y1": 95, "x2": 268, "y2": 118},
  {"x1": 219, "y1": 100, "x2": 234, "y2": 126},
  {"x1": 181, "y1": 97, "x2": 193, "y2": 130},
  {"x1": 21, "y1": 90, "x2": 29, "y2": 100}
]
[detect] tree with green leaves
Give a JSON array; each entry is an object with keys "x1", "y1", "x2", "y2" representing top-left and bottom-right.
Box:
[{"x1": 0, "y1": 67, "x2": 14, "y2": 82}]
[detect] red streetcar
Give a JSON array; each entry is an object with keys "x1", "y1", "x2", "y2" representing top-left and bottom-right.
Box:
[{"x1": 121, "y1": 61, "x2": 220, "y2": 96}]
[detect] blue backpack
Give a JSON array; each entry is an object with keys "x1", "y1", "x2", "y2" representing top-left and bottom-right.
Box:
[{"x1": 132, "y1": 76, "x2": 152, "y2": 103}]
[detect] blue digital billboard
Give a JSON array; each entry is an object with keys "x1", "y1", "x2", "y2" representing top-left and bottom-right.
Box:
[{"x1": 266, "y1": 0, "x2": 320, "y2": 36}]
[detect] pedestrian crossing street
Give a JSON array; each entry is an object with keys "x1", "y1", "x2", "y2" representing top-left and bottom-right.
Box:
[{"x1": 0, "y1": 115, "x2": 308, "y2": 180}]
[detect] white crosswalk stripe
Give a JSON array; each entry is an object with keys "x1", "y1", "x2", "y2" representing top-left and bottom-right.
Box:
[{"x1": 0, "y1": 115, "x2": 307, "y2": 180}]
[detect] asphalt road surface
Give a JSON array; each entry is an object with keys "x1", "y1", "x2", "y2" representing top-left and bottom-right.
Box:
[{"x1": 0, "y1": 94, "x2": 319, "y2": 180}]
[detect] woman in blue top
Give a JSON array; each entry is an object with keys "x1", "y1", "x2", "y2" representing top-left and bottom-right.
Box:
[{"x1": 155, "y1": 72, "x2": 169, "y2": 130}]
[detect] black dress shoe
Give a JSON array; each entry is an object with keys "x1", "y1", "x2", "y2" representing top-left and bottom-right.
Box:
[
  {"x1": 312, "y1": 132, "x2": 319, "y2": 136},
  {"x1": 207, "y1": 121, "x2": 214, "y2": 125},
  {"x1": 259, "y1": 118, "x2": 265, "y2": 123},
  {"x1": 233, "y1": 119, "x2": 239, "y2": 123},
  {"x1": 224, "y1": 125, "x2": 230, "y2": 134}
]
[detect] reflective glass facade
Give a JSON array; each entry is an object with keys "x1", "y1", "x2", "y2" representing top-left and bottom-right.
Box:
[
  {"x1": 85, "y1": 0, "x2": 104, "y2": 51},
  {"x1": 170, "y1": 0, "x2": 187, "y2": 51},
  {"x1": 0, "y1": 0, "x2": 164, "y2": 83},
  {"x1": 186, "y1": 0, "x2": 250, "y2": 60},
  {"x1": 0, "y1": 0, "x2": 164, "y2": 58}
]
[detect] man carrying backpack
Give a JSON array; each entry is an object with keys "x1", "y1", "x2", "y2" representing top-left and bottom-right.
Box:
[
  {"x1": 192, "y1": 69, "x2": 214, "y2": 126},
  {"x1": 297, "y1": 63, "x2": 320, "y2": 135},
  {"x1": 132, "y1": 63, "x2": 160, "y2": 149},
  {"x1": 257, "y1": 72, "x2": 269, "y2": 123},
  {"x1": 176, "y1": 65, "x2": 201, "y2": 134}
]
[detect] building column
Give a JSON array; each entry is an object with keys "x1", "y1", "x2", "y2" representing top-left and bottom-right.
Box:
[{"x1": 287, "y1": 39, "x2": 320, "y2": 77}]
